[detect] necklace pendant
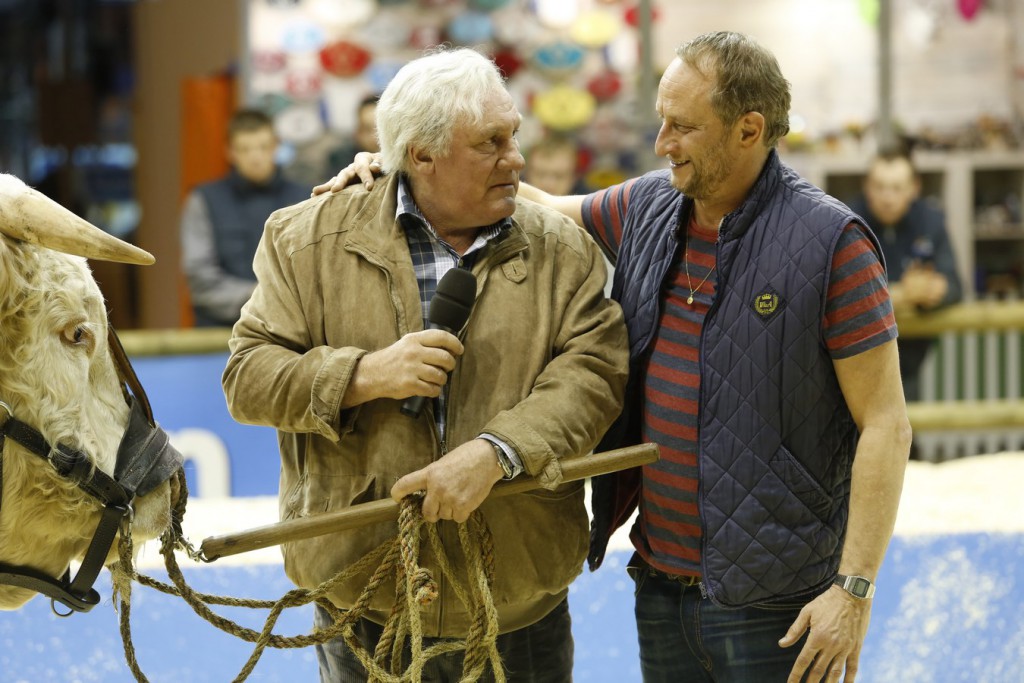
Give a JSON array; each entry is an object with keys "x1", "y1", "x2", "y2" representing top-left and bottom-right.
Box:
[{"x1": 687, "y1": 294, "x2": 694, "y2": 305}]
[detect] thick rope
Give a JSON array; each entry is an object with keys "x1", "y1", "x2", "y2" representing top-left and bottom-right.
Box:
[{"x1": 110, "y1": 470, "x2": 505, "y2": 682}]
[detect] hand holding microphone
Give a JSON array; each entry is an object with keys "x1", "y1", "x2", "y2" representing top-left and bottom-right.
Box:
[
  {"x1": 402, "y1": 268, "x2": 477, "y2": 417},
  {"x1": 340, "y1": 268, "x2": 476, "y2": 410}
]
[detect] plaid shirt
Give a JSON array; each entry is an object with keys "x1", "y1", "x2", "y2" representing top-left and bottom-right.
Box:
[{"x1": 396, "y1": 178, "x2": 523, "y2": 475}]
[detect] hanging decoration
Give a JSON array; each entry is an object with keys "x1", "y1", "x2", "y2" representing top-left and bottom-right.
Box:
[
  {"x1": 532, "y1": 85, "x2": 597, "y2": 131},
  {"x1": 623, "y1": 3, "x2": 661, "y2": 27},
  {"x1": 533, "y1": 41, "x2": 586, "y2": 79},
  {"x1": 493, "y1": 48, "x2": 525, "y2": 80},
  {"x1": 535, "y1": 0, "x2": 581, "y2": 29},
  {"x1": 409, "y1": 25, "x2": 444, "y2": 50},
  {"x1": 587, "y1": 70, "x2": 623, "y2": 101},
  {"x1": 570, "y1": 10, "x2": 621, "y2": 48},
  {"x1": 956, "y1": 0, "x2": 983, "y2": 20},
  {"x1": 306, "y1": 0, "x2": 376, "y2": 30},
  {"x1": 857, "y1": 0, "x2": 879, "y2": 25},
  {"x1": 469, "y1": 0, "x2": 513, "y2": 10},
  {"x1": 319, "y1": 40, "x2": 372, "y2": 78},
  {"x1": 280, "y1": 19, "x2": 326, "y2": 53},
  {"x1": 446, "y1": 11, "x2": 495, "y2": 44},
  {"x1": 365, "y1": 61, "x2": 406, "y2": 93}
]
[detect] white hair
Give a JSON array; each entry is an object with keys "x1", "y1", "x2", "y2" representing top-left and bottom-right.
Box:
[{"x1": 376, "y1": 47, "x2": 507, "y2": 175}]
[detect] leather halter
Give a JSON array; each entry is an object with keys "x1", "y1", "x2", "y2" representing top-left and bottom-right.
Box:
[{"x1": 0, "y1": 327, "x2": 183, "y2": 615}]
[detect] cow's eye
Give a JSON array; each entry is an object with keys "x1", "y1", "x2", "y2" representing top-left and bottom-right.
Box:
[{"x1": 61, "y1": 323, "x2": 95, "y2": 352}]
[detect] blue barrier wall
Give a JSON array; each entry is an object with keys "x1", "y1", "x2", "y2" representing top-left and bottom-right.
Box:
[{"x1": 131, "y1": 353, "x2": 279, "y2": 498}]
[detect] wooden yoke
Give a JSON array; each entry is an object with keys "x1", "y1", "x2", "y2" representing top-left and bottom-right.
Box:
[{"x1": 199, "y1": 443, "x2": 659, "y2": 561}]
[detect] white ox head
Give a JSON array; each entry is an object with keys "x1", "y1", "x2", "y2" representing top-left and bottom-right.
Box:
[{"x1": 0, "y1": 174, "x2": 180, "y2": 611}]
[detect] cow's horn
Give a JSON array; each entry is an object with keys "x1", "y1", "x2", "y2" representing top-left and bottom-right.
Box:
[{"x1": 0, "y1": 174, "x2": 155, "y2": 265}]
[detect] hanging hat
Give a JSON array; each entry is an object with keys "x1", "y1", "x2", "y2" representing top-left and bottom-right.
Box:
[
  {"x1": 280, "y1": 19, "x2": 326, "y2": 53},
  {"x1": 493, "y1": 48, "x2": 525, "y2": 79},
  {"x1": 533, "y1": 41, "x2": 586, "y2": 79},
  {"x1": 284, "y1": 68, "x2": 323, "y2": 100},
  {"x1": 366, "y1": 61, "x2": 405, "y2": 93},
  {"x1": 307, "y1": 0, "x2": 376, "y2": 30},
  {"x1": 251, "y1": 50, "x2": 287, "y2": 73},
  {"x1": 587, "y1": 70, "x2": 622, "y2": 101},
  {"x1": 469, "y1": 0, "x2": 513, "y2": 9},
  {"x1": 624, "y1": 3, "x2": 661, "y2": 27},
  {"x1": 409, "y1": 25, "x2": 444, "y2": 50},
  {"x1": 570, "y1": 9, "x2": 621, "y2": 48},
  {"x1": 319, "y1": 40, "x2": 372, "y2": 78},
  {"x1": 446, "y1": 11, "x2": 494, "y2": 44},
  {"x1": 532, "y1": 85, "x2": 596, "y2": 131},
  {"x1": 274, "y1": 103, "x2": 325, "y2": 146}
]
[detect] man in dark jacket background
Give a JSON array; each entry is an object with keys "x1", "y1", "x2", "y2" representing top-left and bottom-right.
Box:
[{"x1": 850, "y1": 149, "x2": 963, "y2": 402}]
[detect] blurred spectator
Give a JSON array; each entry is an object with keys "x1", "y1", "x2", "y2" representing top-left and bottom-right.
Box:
[
  {"x1": 524, "y1": 135, "x2": 585, "y2": 196},
  {"x1": 850, "y1": 149, "x2": 963, "y2": 402},
  {"x1": 327, "y1": 94, "x2": 380, "y2": 176},
  {"x1": 180, "y1": 108, "x2": 309, "y2": 327}
]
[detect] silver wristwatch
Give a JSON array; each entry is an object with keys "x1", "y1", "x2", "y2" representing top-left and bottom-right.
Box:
[
  {"x1": 488, "y1": 440, "x2": 516, "y2": 480},
  {"x1": 834, "y1": 573, "x2": 875, "y2": 599}
]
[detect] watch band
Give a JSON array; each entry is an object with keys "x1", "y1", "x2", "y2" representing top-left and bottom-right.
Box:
[
  {"x1": 834, "y1": 573, "x2": 875, "y2": 599},
  {"x1": 488, "y1": 440, "x2": 515, "y2": 480}
]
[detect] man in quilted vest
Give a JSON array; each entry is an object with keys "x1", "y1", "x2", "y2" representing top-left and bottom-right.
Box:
[{"x1": 319, "y1": 31, "x2": 912, "y2": 683}]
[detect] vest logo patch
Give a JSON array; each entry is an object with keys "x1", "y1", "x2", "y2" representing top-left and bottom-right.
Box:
[{"x1": 752, "y1": 289, "x2": 784, "y2": 321}]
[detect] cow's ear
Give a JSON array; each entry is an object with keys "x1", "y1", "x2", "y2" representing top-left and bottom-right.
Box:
[{"x1": 0, "y1": 174, "x2": 154, "y2": 265}]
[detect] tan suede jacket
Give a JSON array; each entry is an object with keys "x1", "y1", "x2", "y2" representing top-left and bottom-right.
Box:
[{"x1": 222, "y1": 174, "x2": 628, "y2": 637}]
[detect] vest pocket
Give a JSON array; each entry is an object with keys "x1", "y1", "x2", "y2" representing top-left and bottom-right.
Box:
[{"x1": 768, "y1": 444, "x2": 833, "y2": 519}]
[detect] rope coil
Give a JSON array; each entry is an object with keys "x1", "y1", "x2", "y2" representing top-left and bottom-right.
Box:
[{"x1": 110, "y1": 471, "x2": 505, "y2": 682}]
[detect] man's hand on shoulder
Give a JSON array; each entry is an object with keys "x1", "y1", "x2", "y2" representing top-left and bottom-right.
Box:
[{"x1": 311, "y1": 152, "x2": 384, "y2": 196}]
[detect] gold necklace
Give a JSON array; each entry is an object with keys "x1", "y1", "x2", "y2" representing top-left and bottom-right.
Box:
[{"x1": 684, "y1": 234, "x2": 715, "y2": 305}]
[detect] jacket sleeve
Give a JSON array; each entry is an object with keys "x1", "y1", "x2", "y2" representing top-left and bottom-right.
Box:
[
  {"x1": 221, "y1": 208, "x2": 364, "y2": 442},
  {"x1": 480, "y1": 229, "x2": 630, "y2": 490},
  {"x1": 180, "y1": 191, "x2": 258, "y2": 324}
]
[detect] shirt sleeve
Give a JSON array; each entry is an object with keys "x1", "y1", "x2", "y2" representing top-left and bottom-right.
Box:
[
  {"x1": 824, "y1": 223, "x2": 898, "y2": 359},
  {"x1": 580, "y1": 178, "x2": 639, "y2": 263}
]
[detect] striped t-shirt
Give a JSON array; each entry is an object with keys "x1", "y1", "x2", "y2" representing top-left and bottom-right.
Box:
[{"x1": 583, "y1": 178, "x2": 897, "y2": 577}]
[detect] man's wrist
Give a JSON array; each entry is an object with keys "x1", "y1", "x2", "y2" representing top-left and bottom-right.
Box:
[
  {"x1": 479, "y1": 435, "x2": 523, "y2": 480},
  {"x1": 834, "y1": 573, "x2": 876, "y2": 599}
]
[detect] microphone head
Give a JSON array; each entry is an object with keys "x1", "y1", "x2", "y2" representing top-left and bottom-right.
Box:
[{"x1": 429, "y1": 267, "x2": 477, "y2": 331}]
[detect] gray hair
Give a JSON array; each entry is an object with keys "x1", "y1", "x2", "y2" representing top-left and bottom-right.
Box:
[
  {"x1": 376, "y1": 47, "x2": 507, "y2": 175},
  {"x1": 676, "y1": 31, "x2": 791, "y2": 148}
]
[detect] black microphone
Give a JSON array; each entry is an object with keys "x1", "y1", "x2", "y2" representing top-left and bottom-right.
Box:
[{"x1": 401, "y1": 267, "x2": 477, "y2": 418}]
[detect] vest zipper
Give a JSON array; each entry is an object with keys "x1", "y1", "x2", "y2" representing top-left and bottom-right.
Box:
[{"x1": 697, "y1": 220, "x2": 727, "y2": 606}]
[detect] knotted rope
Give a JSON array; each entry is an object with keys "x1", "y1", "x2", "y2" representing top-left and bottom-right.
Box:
[{"x1": 110, "y1": 470, "x2": 505, "y2": 682}]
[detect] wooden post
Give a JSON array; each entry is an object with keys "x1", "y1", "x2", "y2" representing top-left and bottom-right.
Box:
[{"x1": 200, "y1": 443, "x2": 659, "y2": 561}]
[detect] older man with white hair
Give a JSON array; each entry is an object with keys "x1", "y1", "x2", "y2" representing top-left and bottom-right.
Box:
[{"x1": 222, "y1": 48, "x2": 628, "y2": 681}]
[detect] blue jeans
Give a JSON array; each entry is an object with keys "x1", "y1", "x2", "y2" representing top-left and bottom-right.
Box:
[
  {"x1": 630, "y1": 558, "x2": 809, "y2": 682},
  {"x1": 314, "y1": 598, "x2": 574, "y2": 682}
]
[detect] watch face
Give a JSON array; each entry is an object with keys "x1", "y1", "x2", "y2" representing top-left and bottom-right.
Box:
[{"x1": 850, "y1": 576, "x2": 872, "y2": 597}]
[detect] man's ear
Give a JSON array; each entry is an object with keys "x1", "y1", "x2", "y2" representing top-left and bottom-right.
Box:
[
  {"x1": 408, "y1": 145, "x2": 434, "y2": 174},
  {"x1": 737, "y1": 112, "x2": 765, "y2": 148}
]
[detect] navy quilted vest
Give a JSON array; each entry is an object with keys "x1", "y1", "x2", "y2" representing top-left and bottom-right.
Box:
[
  {"x1": 595, "y1": 151, "x2": 880, "y2": 607},
  {"x1": 197, "y1": 169, "x2": 309, "y2": 280}
]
